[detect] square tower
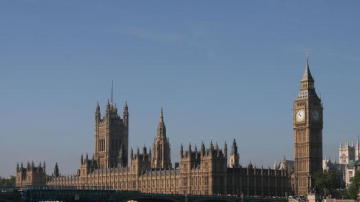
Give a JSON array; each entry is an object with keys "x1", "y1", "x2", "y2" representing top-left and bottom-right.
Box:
[
  {"x1": 94, "y1": 100, "x2": 129, "y2": 169},
  {"x1": 293, "y1": 58, "x2": 323, "y2": 195}
]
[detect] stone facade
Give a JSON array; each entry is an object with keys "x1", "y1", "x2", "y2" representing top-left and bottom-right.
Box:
[
  {"x1": 16, "y1": 162, "x2": 46, "y2": 188},
  {"x1": 339, "y1": 139, "x2": 360, "y2": 165},
  {"x1": 94, "y1": 100, "x2": 129, "y2": 169},
  {"x1": 17, "y1": 143, "x2": 289, "y2": 196},
  {"x1": 16, "y1": 99, "x2": 291, "y2": 196},
  {"x1": 293, "y1": 58, "x2": 323, "y2": 195}
]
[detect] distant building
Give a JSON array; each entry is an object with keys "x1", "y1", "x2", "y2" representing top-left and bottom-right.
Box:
[
  {"x1": 344, "y1": 160, "x2": 360, "y2": 187},
  {"x1": 322, "y1": 158, "x2": 343, "y2": 172},
  {"x1": 339, "y1": 140, "x2": 360, "y2": 165},
  {"x1": 338, "y1": 139, "x2": 360, "y2": 187}
]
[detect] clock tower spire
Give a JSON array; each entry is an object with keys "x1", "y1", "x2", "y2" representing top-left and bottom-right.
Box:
[{"x1": 293, "y1": 57, "x2": 323, "y2": 195}]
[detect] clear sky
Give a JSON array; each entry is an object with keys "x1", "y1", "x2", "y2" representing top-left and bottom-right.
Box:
[{"x1": 0, "y1": 1, "x2": 359, "y2": 177}]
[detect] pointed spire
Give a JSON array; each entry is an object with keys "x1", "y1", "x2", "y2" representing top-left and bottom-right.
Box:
[
  {"x1": 54, "y1": 162, "x2": 59, "y2": 177},
  {"x1": 180, "y1": 144, "x2": 184, "y2": 157},
  {"x1": 224, "y1": 142, "x2": 228, "y2": 158},
  {"x1": 231, "y1": 139, "x2": 238, "y2": 155},
  {"x1": 143, "y1": 145, "x2": 147, "y2": 154},
  {"x1": 124, "y1": 100, "x2": 128, "y2": 111},
  {"x1": 201, "y1": 142, "x2": 205, "y2": 155},
  {"x1": 106, "y1": 99, "x2": 111, "y2": 112},
  {"x1": 157, "y1": 107, "x2": 166, "y2": 138},
  {"x1": 301, "y1": 56, "x2": 314, "y2": 82},
  {"x1": 123, "y1": 100, "x2": 129, "y2": 127},
  {"x1": 96, "y1": 101, "x2": 100, "y2": 110},
  {"x1": 160, "y1": 107, "x2": 164, "y2": 122}
]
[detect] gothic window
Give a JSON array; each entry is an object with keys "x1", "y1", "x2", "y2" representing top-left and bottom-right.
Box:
[
  {"x1": 99, "y1": 139, "x2": 105, "y2": 151},
  {"x1": 204, "y1": 177, "x2": 209, "y2": 185}
]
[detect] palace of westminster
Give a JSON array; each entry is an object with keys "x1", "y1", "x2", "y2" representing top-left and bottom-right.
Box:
[{"x1": 16, "y1": 59, "x2": 324, "y2": 197}]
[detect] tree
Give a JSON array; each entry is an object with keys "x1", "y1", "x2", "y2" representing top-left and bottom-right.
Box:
[
  {"x1": 313, "y1": 171, "x2": 341, "y2": 199},
  {"x1": 0, "y1": 176, "x2": 16, "y2": 188},
  {"x1": 347, "y1": 171, "x2": 360, "y2": 199}
]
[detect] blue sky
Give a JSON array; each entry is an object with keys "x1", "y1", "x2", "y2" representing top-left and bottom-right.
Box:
[{"x1": 0, "y1": 1, "x2": 360, "y2": 177}]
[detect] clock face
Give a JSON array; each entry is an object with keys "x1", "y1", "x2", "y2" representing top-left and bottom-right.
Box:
[
  {"x1": 296, "y1": 109, "x2": 305, "y2": 122},
  {"x1": 312, "y1": 110, "x2": 320, "y2": 121}
]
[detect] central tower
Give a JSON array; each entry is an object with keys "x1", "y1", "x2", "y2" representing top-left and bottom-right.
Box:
[
  {"x1": 293, "y1": 58, "x2": 323, "y2": 195},
  {"x1": 94, "y1": 85, "x2": 129, "y2": 169}
]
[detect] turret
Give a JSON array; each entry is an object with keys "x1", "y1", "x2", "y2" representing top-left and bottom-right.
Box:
[
  {"x1": 229, "y1": 139, "x2": 240, "y2": 168},
  {"x1": 53, "y1": 162, "x2": 60, "y2": 177},
  {"x1": 180, "y1": 144, "x2": 184, "y2": 157},
  {"x1": 224, "y1": 142, "x2": 228, "y2": 159},
  {"x1": 95, "y1": 102, "x2": 101, "y2": 122},
  {"x1": 123, "y1": 100, "x2": 129, "y2": 127},
  {"x1": 143, "y1": 146, "x2": 147, "y2": 155},
  {"x1": 231, "y1": 139, "x2": 238, "y2": 155},
  {"x1": 106, "y1": 99, "x2": 111, "y2": 117},
  {"x1": 201, "y1": 142, "x2": 205, "y2": 156},
  {"x1": 210, "y1": 141, "x2": 214, "y2": 154}
]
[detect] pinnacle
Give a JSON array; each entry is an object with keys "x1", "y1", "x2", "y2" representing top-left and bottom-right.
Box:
[{"x1": 301, "y1": 56, "x2": 314, "y2": 82}]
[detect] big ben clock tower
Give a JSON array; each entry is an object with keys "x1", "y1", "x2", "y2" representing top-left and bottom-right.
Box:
[{"x1": 293, "y1": 58, "x2": 323, "y2": 195}]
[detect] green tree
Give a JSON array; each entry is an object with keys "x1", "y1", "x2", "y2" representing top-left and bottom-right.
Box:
[
  {"x1": 313, "y1": 171, "x2": 341, "y2": 199},
  {"x1": 0, "y1": 176, "x2": 16, "y2": 188},
  {"x1": 347, "y1": 171, "x2": 360, "y2": 199}
]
